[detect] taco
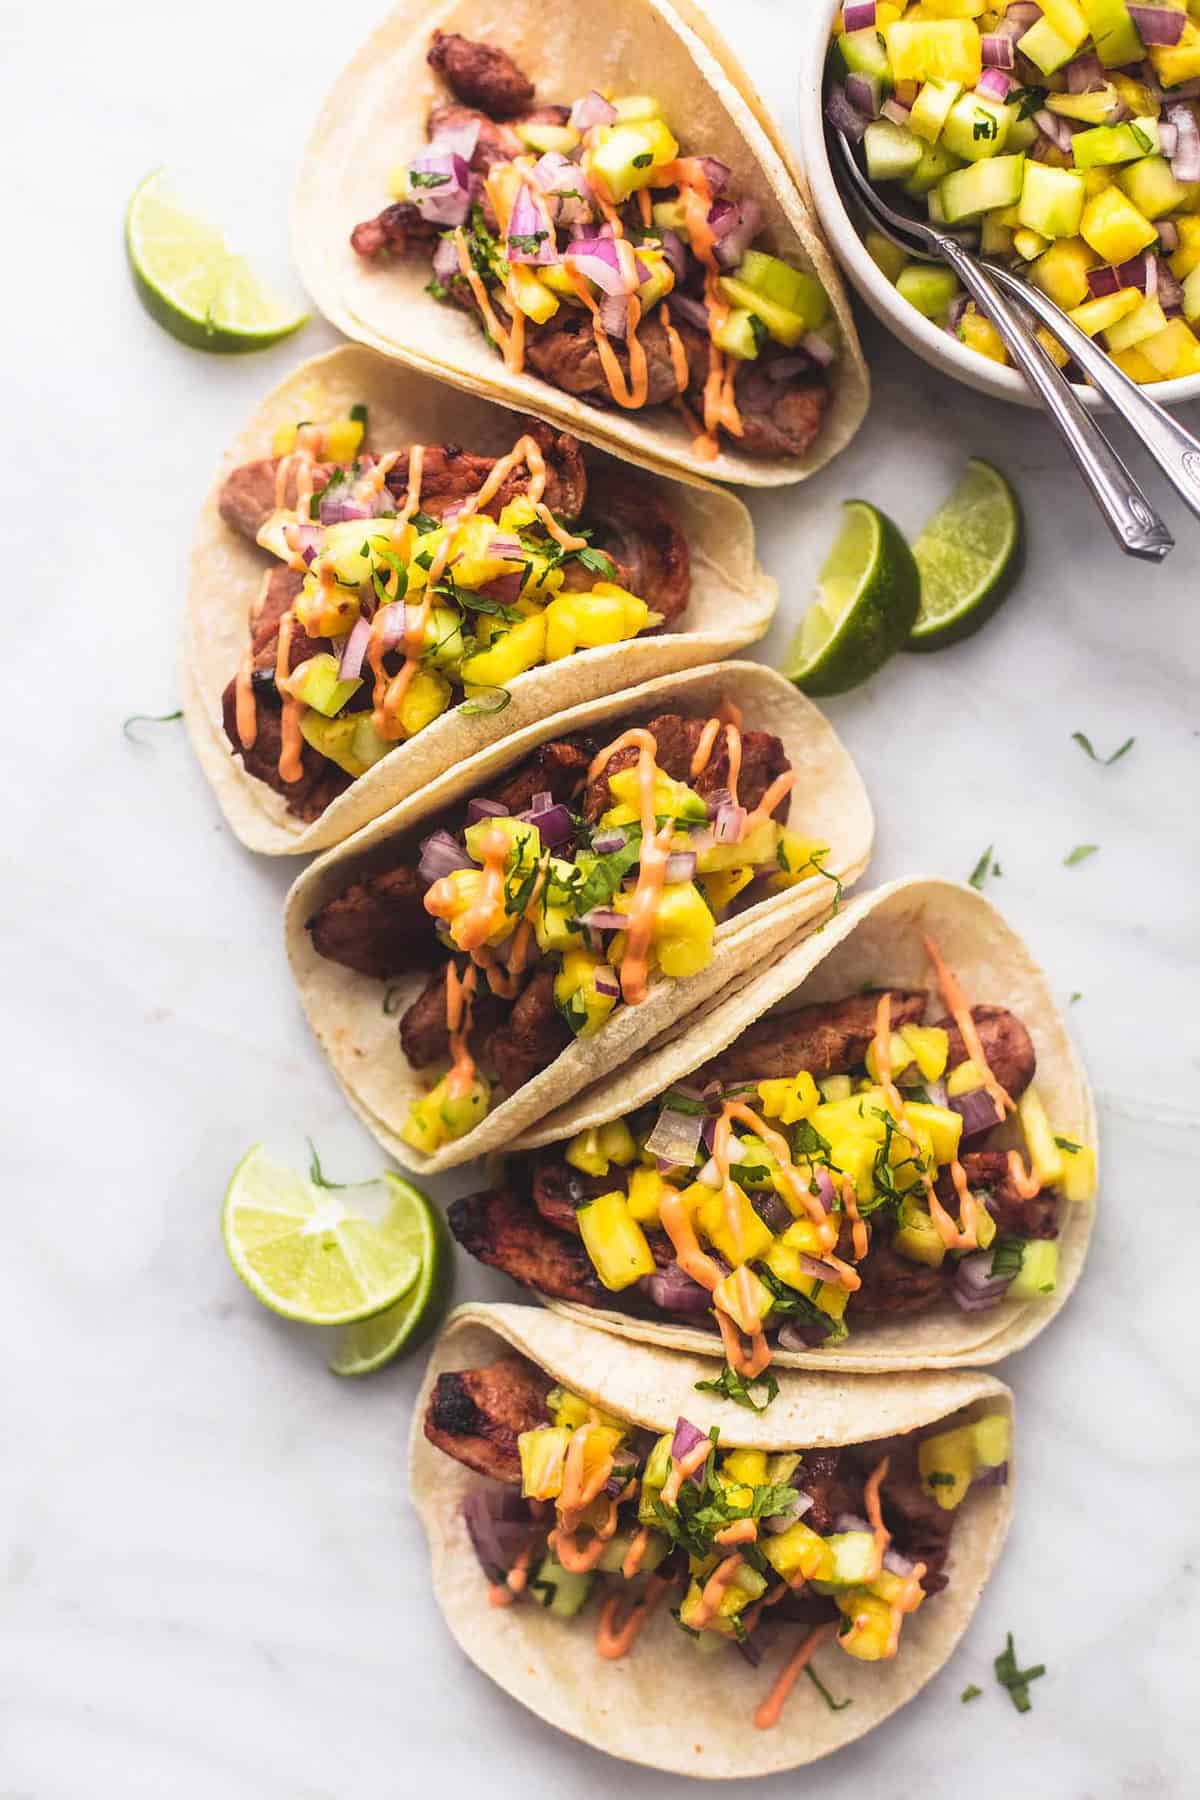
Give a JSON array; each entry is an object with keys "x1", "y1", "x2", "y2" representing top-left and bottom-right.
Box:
[
  {"x1": 183, "y1": 344, "x2": 777, "y2": 856},
  {"x1": 448, "y1": 878, "x2": 1096, "y2": 1377},
  {"x1": 412, "y1": 1301, "x2": 1013, "y2": 1776},
  {"x1": 283, "y1": 662, "x2": 873, "y2": 1174},
  {"x1": 292, "y1": 0, "x2": 869, "y2": 486}
]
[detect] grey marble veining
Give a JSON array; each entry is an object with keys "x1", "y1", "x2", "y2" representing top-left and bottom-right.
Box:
[{"x1": 4, "y1": 1, "x2": 1199, "y2": 1794}]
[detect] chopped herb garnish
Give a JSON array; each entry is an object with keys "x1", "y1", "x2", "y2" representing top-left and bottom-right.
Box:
[
  {"x1": 307, "y1": 1140, "x2": 350, "y2": 1190},
  {"x1": 383, "y1": 984, "x2": 405, "y2": 1015},
  {"x1": 1054, "y1": 1135, "x2": 1080, "y2": 1154},
  {"x1": 694, "y1": 1364, "x2": 780, "y2": 1412},
  {"x1": 459, "y1": 686, "x2": 511, "y2": 716},
  {"x1": 411, "y1": 511, "x2": 441, "y2": 535},
  {"x1": 661, "y1": 1089, "x2": 709, "y2": 1117},
  {"x1": 989, "y1": 1237, "x2": 1025, "y2": 1282},
  {"x1": 1069, "y1": 991, "x2": 1082, "y2": 1005},
  {"x1": 632, "y1": 151, "x2": 654, "y2": 168},
  {"x1": 961, "y1": 1683, "x2": 982, "y2": 1703},
  {"x1": 507, "y1": 231, "x2": 547, "y2": 256},
  {"x1": 573, "y1": 545, "x2": 618, "y2": 578},
  {"x1": 810, "y1": 852, "x2": 843, "y2": 915},
  {"x1": 994, "y1": 1632, "x2": 1046, "y2": 1714},
  {"x1": 122, "y1": 709, "x2": 182, "y2": 738},
  {"x1": 749, "y1": 313, "x2": 770, "y2": 352},
  {"x1": 1064, "y1": 843, "x2": 1099, "y2": 867},
  {"x1": 1072, "y1": 731, "x2": 1134, "y2": 765},
  {"x1": 973, "y1": 112, "x2": 999, "y2": 141},
  {"x1": 969, "y1": 844, "x2": 998, "y2": 890},
  {"x1": 349, "y1": 402, "x2": 368, "y2": 430},
  {"x1": 806, "y1": 1664, "x2": 853, "y2": 1712},
  {"x1": 925, "y1": 1471, "x2": 956, "y2": 1487},
  {"x1": 568, "y1": 829, "x2": 644, "y2": 916},
  {"x1": 410, "y1": 169, "x2": 452, "y2": 189},
  {"x1": 1013, "y1": 85, "x2": 1048, "y2": 121}
]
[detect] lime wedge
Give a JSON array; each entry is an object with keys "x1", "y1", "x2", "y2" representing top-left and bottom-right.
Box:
[
  {"x1": 125, "y1": 169, "x2": 309, "y2": 353},
  {"x1": 908, "y1": 459, "x2": 1024, "y2": 652},
  {"x1": 781, "y1": 499, "x2": 920, "y2": 697},
  {"x1": 222, "y1": 1147, "x2": 420, "y2": 1326},
  {"x1": 329, "y1": 1178, "x2": 453, "y2": 1376}
]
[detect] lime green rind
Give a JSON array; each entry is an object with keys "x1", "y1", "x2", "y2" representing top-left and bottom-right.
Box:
[
  {"x1": 907, "y1": 459, "x2": 1024, "y2": 652},
  {"x1": 329, "y1": 1177, "x2": 453, "y2": 1375},
  {"x1": 781, "y1": 499, "x2": 920, "y2": 697}
]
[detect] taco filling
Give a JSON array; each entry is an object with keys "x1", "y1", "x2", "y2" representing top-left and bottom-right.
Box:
[
  {"x1": 450, "y1": 937, "x2": 1097, "y2": 1380},
  {"x1": 350, "y1": 31, "x2": 839, "y2": 463},
  {"x1": 217, "y1": 402, "x2": 692, "y2": 821},
  {"x1": 305, "y1": 707, "x2": 832, "y2": 1152},
  {"x1": 424, "y1": 1352, "x2": 1009, "y2": 1724}
]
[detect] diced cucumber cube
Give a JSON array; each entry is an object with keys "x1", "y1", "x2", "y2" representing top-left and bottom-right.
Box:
[
  {"x1": 1019, "y1": 162, "x2": 1086, "y2": 239},
  {"x1": 904, "y1": 138, "x2": 963, "y2": 196},
  {"x1": 938, "y1": 153, "x2": 1026, "y2": 223},
  {"x1": 909, "y1": 78, "x2": 962, "y2": 145},
  {"x1": 864, "y1": 117, "x2": 925, "y2": 183},
  {"x1": 1117, "y1": 155, "x2": 1194, "y2": 221},
  {"x1": 1072, "y1": 119, "x2": 1159, "y2": 172},
  {"x1": 1018, "y1": 17, "x2": 1078, "y2": 76},
  {"x1": 837, "y1": 26, "x2": 893, "y2": 88},
  {"x1": 941, "y1": 93, "x2": 1014, "y2": 163},
  {"x1": 531, "y1": 1553, "x2": 593, "y2": 1618},
  {"x1": 1080, "y1": 0, "x2": 1144, "y2": 69},
  {"x1": 865, "y1": 228, "x2": 908, "y2": 282},
  {"x1": 1104, "y1": 295, "x2": 1167, "y2": 353},
  {"x1": 896, "y1": 262, "x2": 961, "y2": 317},
  {"x1": 1008, "y1": 1238, "x2": 1058, "y2": 1299}
]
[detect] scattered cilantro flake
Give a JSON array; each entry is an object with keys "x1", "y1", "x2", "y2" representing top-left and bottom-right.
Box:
[
  {"x1": 961, "y1": 1683, "x2": 982, "y2": 1703},
  {"x1": 1064, "y1": 844, "x2": 1099, "y2": 867},
  {"x1": 806, "y1": 1664, "x2": 853, "y2": 1712},
  {"x1": 994, "y1": 1632, "x2": 1046, "y2": 1714},
  {"x1": 694, "y1": 1364, "x2": 779, "y2": 1412},
  {"x1": 349, "y1": 402, "x2": 368, "y2": 430},
  {"x1": 969, "y1": 845, "x2": 998, "y2": 890},
  {"x1": 1054, "y1": 1135, "x2": 1080, "y2": 1154},
  {"x1": 573, "y1": 545, "x2": 618, "y2": 578},
  {"x1": 307, "y1": 1140, "x2": 350, "y2": 1191},
  {"x1": 410, "y1": 169, "x2": 451, "y2": 189},
  {"x1": 383, "y1": 984, "x2": 405, "y2": 1015},
  {"x1": 122, "y1": 709, "x2": 182, "y2": 739},
  {"x1": 1072, "y1": 731, "x2": 1134, "y2": 766},
  {"x1": 1069, "y1": 991, "x2": 1082, "y2": 1004}
]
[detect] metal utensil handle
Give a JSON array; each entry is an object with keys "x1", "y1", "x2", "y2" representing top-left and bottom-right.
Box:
[
  {"x1": 984, "y1": 259, "x2": 1200, "y2": 526},
  {"x1": 938, "y1": 237, "x2": 1174, "y2": 562}
]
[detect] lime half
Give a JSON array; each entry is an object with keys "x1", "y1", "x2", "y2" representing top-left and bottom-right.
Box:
[
  {"x1": 329, "y1": 1178, "x2": 453, "y2": 1376},
  {"x1": 223, "y1": 1148, "x2": 420, "y2": 1326},
  {"x1": 908, "y1": 459, "x2": 1024, "y2": 652},
  {"x1": 782, "y1": 500, "x2": 920, "y2": 698},
  {"x1": 126, "y1": 170, "x2": 309, "y2": 353}
]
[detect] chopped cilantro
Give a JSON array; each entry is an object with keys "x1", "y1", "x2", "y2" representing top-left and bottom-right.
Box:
[
  {"x1": 507, "y1": 231, "x2": 547, "y2": 256},
  {"x1": 459, "y1": 686, "x2": 511, "y2": 717},
  {"x1": 411, "y1": 511, "x2": 441, "y2": 535},
  {"x1": 349, "y1": 402, "x2": 368, "y2": 430},
  {"x1": 573, "y1": 545, "x2": 618, "y2": 578},
  {"x1": 1064, "y1": 843, "x2": 1099, "y2": 867},
  {"x1": 925, "y1": 1471, "x2": 956, "y2": 1488},
  {"x1": 1069, "y1": 991, "x2": 1082, "y2": 1004},
  {"x1": 994, "y1": 1632, "x2": 1046, "y2": 1713},
  {"x1": 568, "y1": 829, "x2": 644, "y2": 916},
  {"x1": 807, "y1": 1664, "x2": 853, "y2": 1712},
  {"x1": 410, "y1": 169, "x2": 452, "y2": 189},
  {"x1": 989, "y1": 1237, "x2": 1025, "y2": 1283},
  {"x1": 122, "y1": 709, "x2": 182, "y2": 738},
  {"x1": 1013, "y1": 85, "x2": 1048, "y2": 121},
  {"x1": 1072, "y1": 730, "x2": 1134, "y2": 765},
  {"x1": 961, "y1": 1683, "x2": 982, "y2": 1703},
  {"x1": 969, "y1": 844, "x2": 998, "y2": 890},
  {"x1": 694, "y1": 1364, "x2": 780, "y2": 1412},
  {"x1": 749, "y1": 313, "x2": 770, "y2": 353},
  {"x1": 383, "y1": 984, "x2": 405, "y2": 1015},
  {"x1": 632, "y1": 151, "x2": 654, "y2": 168}
]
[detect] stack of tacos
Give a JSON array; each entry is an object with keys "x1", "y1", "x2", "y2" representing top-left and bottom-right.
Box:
[
  {"x1": 412, "y1": 1303, "x2": 1014, "y2": 1776},
  {"x1": 292, "y1": 0, "x2": 869, "y2": 484}
]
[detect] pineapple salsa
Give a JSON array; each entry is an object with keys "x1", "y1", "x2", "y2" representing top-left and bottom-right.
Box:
[
  {"x1": 429, "y1": 1355, "x2": 1009, "y2": 1718},
  {"x1": 827, "y1": 0, "x2": 1200, "y2": 382}
]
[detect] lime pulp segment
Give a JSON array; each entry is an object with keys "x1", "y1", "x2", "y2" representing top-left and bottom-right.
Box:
[
  {"x1": 909, "y1": 459, "x2": 1023, "y2": 651},
  {"x1": 782, "y1": 499, "x2": 920, "y2": 697}
]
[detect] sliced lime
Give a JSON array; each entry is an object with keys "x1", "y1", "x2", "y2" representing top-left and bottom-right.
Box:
[
  {"x1": 222, "y1": 1147, "x2": 420, "y2": 1326},
  {"x1": 329, "y1": 1177, "x2": 453, "y2": 1376},
  {"x1": 908, "y1": 459, "x2": 1024, "y2": 652},
  {"x1": 125, "y1": 169, "x2": 309, "y2": 354},
  {"x1": 781, "y1": 499, "x2": 920, "y2": 697}
]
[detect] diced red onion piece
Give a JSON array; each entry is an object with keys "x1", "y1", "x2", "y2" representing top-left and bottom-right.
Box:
[
  {"x1": 658, "y1": 228, "x2": 687, "y2": 283},
  {"x1": 1006, "y1": 1, "x2": 1043, "y2": 23},
  {"x1": 802, "y1": 330, "x2": 836, "y2": 368},
  {"x1": 430, "y1": 117, "x2": 481, "y2": 164},
  {"x1": 765, "y1": 352, "x2": 814, "y2": 382},
  {"x1": 698, "y1": 155, "x2": 732, "y2": 196},
  {"x1": 663, "y1": 851, "x2": 697, "y2": 884},
  {"x1": 579, "y1": 907, "x2": 627, "y2": 932},
  {"x1": 880, "y1": 97, "x2": 912, "y2": 127},
  {"x1": 825, "y1": 85, "x2": 870, "y2": 143},
  {"x1": 373, "y1": 601, "x2": 408, "y2": 651},
  {"x1": 466, "y1": 797, "x2": 510, "y2": 823},
  {"x1": 981, "y1": 34, "x2": 1017, "y2": 71},
  {"x1": 842, "y1": 0, "x2": 877, "y2": 28},
  {"x1": 643, "y1": 1261, "x2": 712, "y2": 1314},
  {"x1": 591, "y1": 828, "x2": 627, "y2": 855},
  {"x1": 670, "y1": 1417, "x2": 708, "y2": 1469},
  {"x1": 568, "y1": 237, "x2": 650, "y2": 296},
  {"x1": 462, "y1": 1489, "x2": 540, "y2": 1583},
  {"x1": 977, "y1": 65, "x2": 1015, "y2": 102},
  {"x1": 948, "y1": 1084, "x2": 1004, "y2": 1140},
  {"x1": 506, "y1": 181, "x2": 556, "y2": 265},
  {"x1": 956, "y1": 1251, "x2": 1012, "y2": 1296},
  {"x1": 764, "y1": 1489, "x2": 814, "y2": 1532},
  {"x1": 1159, "y1": 121, "x2": 1179, "y2": 156},
  {"x1": 846, "y1": 71, "x2": 883, "y2": 118},
  {"x1": 972, "y1": 1460, "x2": 1010, "y2": 1489},
  {"x1": 796, "y1": 1252, "x2": 845, "y2": 1285},
  {"x1": 645, "y1": 1106, "x2": 704, "y2": 1169},
  {"x1": 714, "y1": 801, "x2": 747, "y2": 844},
  {"x1": 593, "y1": 974, "x2": 621, "y2": 998},
  {"x1": 1167, "y1": 102, "x2": 1200, "y2": 181},
  {"x1": 883, "y1": 1547, "x2": 916, "y2": 1576},
  {"x1": 1087, "y1": 263, "x2": 1124, "y2": 298},
  {"x1": 569, "y1": 90, "x2": 617, "y2": 130},
  {"x1": 518, "y1": 801, "x2": 574, "y2": 846},
  {"x1": 751, "y1": 1190, "x2": 792, "y2": 1234},
  {"x1": 669, "y1": 291, "x2": 712, "y2": 332},
  {"x1": 1034, "y1": 109, "x2": 1074, "y2": 154},
  {"x1": 835, "y1": 1512, "x2": 872, "y2": 1535},
  {"x1": 338, "y1": 616, "x2": 371, "y2": 680},
  {"x1": 598, "y1": 291, "x2": 628, "y2": 338},
  {"x1": 1065, "y1": 51, "x2": 1104, "y2": 93},
  {"x1": 715, "y1": 197, "x2": 765, "y2": 270},
  {"x1": 1129, "y1": 4, "x2": 1186, "y2": 46},
  {"x1": 418, "y1": 828, "x2": 475, "y2": 886},
  {"x1": 431, "y1": 234, "x2": 463, "y2": 285},
  {"x1": 925, "y1": 1077, "x2": 949, "y2": 1109},
  {"x1": 809, "y1": 1165, "x2": 837, "y2": 1212},
  {"x1": 1114, "y1": 251, "x2": 1153, "y2": 292},
  {"x1": 1158, "y1": 259, "x2": 1184, "y2": 312},
  {"x1": 778, "y1": 1318, "x2": 833, "y2": 1350},
  {"x1": 526, "y1": 791, "x2": 553, "y2": 812},
  {"x1": 408, "y1": 152, "x2": 472, "y2": 227}
]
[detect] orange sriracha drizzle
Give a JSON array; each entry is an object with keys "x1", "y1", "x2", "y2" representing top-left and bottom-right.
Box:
[
  {"x1": 872, "y1": 992, "x2": 978, "y2": 1253},
  {"x1": 595, "y1": 1571, "x2": 676, "y2": 1659},
  {"x1": 754, "y1": 1623, "x2": 838, "y2": 1730},
  {"x1": 587, "y1": 727, "x2": 673, "y2": 1005},
  {"x1": 444, "y1": 961, "x2": 479, "y2": 1101}
]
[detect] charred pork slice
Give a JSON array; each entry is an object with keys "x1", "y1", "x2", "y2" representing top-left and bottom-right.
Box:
[
  {"x1": 525, "y1": 310, "x2": 690, "y2": 411},
  {"x1": 218, "y1": 456, "x2": 335, "y2": 542},
  {"x1": 307, "y1": 866, "x2": 439, "y2": 980},
  {"x1": 733, "y1": 364, "x2": 830, "y2": 460},
  {"x1": 350, "y1": 201, "x2": 438, "y2": 260},
  {"x1": 423, "y1": 1354, "x2": 552, "y2": 1483},
  {"x1": 426, "y1": 30, "x2": 535, "y2": 118},
  {"x1": 938, "y1": 1004, "x2": 1036, "y2": 1110},
  {"x1": 448, "y1": 1189, "x2": 604, "y2": 1307},
  {"x1": 383, "y1": 419, "x2": 587, "y2": 523},
  {"x1": 848, "y1": 1230, "x2": 948, "y2": 1317},
  {"x1": 946, "y1": 1151, "x2": 1058, "y2": 1238},
  {"x1": 575, "y1": 468, "x2": 690, "y2": 624},
  {"x1": 480, "y1": 736, "x2": 594, "y2": 816},
  {"x1": 699, "y1": 990, "x2": 928, "y2": 1087},
  {"x1": 481, "y1": 969, "x2": 572, "y2": 1090},
  {"x1": 582, "y1": 713, "x2": 789, "y2": 823}
]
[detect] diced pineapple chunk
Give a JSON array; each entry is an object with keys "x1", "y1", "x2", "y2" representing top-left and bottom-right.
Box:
[
  {"x1": 1080, "y1": 185, "x2": 1158, "y2": 263},
  {"x1": 576, "y1": 1190, "x2": 656, "y2": 1290}
]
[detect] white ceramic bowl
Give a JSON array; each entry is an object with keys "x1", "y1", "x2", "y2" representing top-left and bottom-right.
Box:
[{"x1": 796, "y1": 0, "x2": 1200, "y2": 410}]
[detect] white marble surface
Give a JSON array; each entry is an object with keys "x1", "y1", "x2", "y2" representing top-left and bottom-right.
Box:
[{"x1": 5, "y1": 1, "x2": 1199, "y2": 1793}]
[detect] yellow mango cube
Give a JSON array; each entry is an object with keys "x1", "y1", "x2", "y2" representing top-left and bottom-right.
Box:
[
  {"x1": 696, "y1": 1185, "x2": 774, "y2": 1267},
  {"x1": 712, "y1": 1266, "x2": 773, "y2": 1334},
  {"x1": 757, "y1": 1071, "x2": 819, "y2": 1125},
  {"x1": 577, "y1": 1190, "x2": 656, "y2": 1290},
  {"x1": 1080, "y1": 186, "x2": 1158, "y2": 263}
]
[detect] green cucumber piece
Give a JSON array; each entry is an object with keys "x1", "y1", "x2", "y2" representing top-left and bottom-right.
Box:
[
  {"x1": 864, "y1": 117, "x2": 924, "y2": 184},
  {"x1": 904, "y1": 138, "x2": 963, "y2": 197},
  {"x1": 1080, "y1": 0, "x2": 1144, "y2": 69},
  {"x1": 1008, "y1": 1238, "x2": 1058, "y2": 1300},
  {"x1": 896, "y1": 263, "x2": 960, "y2": 318},
  {"x1": 941, "y1": 94, "x2": 1014, "y2": 164},
  {"x1": 531, "y1": 1553, "x2": 593, "y2": 1618},
  {"x1": 938, "y1": 153, "x2": 1026, "y2": 224},
  {"x1": 1072, "y1": 118, "x2": 1158, "y2": 171},
  {"x1": 837, "y1": 27, "x2": 892, "y2": 88},
  {"x1": 1019, "y1": 162, "x2": 1086, "y2": 239}
]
